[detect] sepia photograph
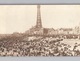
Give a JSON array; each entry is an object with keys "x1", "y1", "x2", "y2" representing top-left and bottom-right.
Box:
[{"x1": 0, "y1": 5, "x2": 80, "y2": 56}]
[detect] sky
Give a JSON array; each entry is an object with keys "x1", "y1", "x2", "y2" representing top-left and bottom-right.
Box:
[{"x1": 0, "y1": 5, "x2": 80, "y2": 34}]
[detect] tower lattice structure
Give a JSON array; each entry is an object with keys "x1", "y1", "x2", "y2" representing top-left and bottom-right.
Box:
[
  {"x1": 27, "y1": 5, "x2": 44, "y2": 35},
  {"x1": 36, "y1": 5, "x2": 42, "y2": 29}
]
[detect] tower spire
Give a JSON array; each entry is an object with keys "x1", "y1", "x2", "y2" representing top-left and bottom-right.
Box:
[{"x1": 36, "y1": 5, "x2": 42, "y2": 28}]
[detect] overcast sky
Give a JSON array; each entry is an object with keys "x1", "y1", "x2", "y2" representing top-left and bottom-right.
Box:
[{"x1": 0, "y1": 5, "x2": 80, "y2": 34}]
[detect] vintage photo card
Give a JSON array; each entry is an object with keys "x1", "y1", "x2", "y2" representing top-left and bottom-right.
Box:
[{"x1": 0, "y1": 5, "x2": 80, "y2": 56}]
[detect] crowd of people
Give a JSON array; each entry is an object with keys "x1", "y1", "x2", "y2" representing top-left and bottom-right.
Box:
[{"x1": 0, "y1": 35, "x2": 80, "y2": 56}]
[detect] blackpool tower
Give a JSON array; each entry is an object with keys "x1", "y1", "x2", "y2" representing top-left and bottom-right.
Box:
[{"x1": 36, "y1": 5, "x2": 42, "y2": 29}]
